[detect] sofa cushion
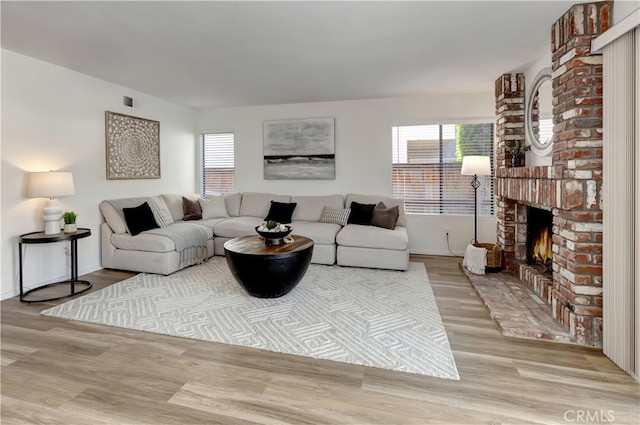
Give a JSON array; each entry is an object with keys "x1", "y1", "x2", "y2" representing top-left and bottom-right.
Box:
[
  {"x1": 213, "y1": 216, "x2": 264, "y2": 238},
  {"x1": 264, "y1": 201, "x2": 297, "y2": 224},
  {"x1": 337, "y1": 224, "x2": 409, "y2": 251},
  {"x1": 194, "y1": 218, "x2": 228, "y2": 233},
  {"x1": 347, "y1": 201, "x2": 376, "y2": 225},
  {"x1": 173, "y1": 221, "x2": 214, "y2": 239},
  {"x1": 101, "y1": 197, "x2": 161, "y2": 234},
  {"x1": 319, "y1": 207, "x2": 351, "y2": 226},
  {"x1": 371, "y1": 202, "x2": 399, "y2": 230},
  {"x1": 337, "y1": 246, "x2": 409, "y2": 271},
  {"x1": 110, "y1": 232, "x2": 175, "y2": 252},
  {"x1": 100, "y1": 201, "x2": 128, "y2": 234},
  {"x1": 345, "y1": 194, "x2": 406, "y2": 227},
  {"x1": 162, "y1": 194, "x2": 199, "y2": 222},
  {"x1": 291, "y1": 221, "x2": 341, "y2": 245},
  {"x1": 291, "y1": 194, "x2": 344, "y2": 222},
  {"x1": 123, "y1": 202, "x2": 159, "y2": 236},
  {"x1": 239, "y1": 192, "x2": 290, "y2": 218},
  {"x1": 199, "y1": 195, "x2": 229, "y2": 219},
  {"x1": 182, "y1": 197, "x2": 203, "y2": 221},
  {"x1": 224, "y1": 193, "x2": 242, "y2": 217}
]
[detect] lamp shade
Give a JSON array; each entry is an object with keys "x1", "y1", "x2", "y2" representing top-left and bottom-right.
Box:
[
  {"x1": 27, "y1": 171, "x2": 75, "y2": 198},
  {"x1": 461, "y1": 156, "x2": 491, "y2": 176}
]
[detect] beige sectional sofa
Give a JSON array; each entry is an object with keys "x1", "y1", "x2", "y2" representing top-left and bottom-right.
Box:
[{"x1": 100, "y1": 192, "x2": 409, "y2": 275}]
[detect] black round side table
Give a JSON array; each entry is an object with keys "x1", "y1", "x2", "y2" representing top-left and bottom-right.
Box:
[{"x1": 19, "y1": 228, "x2": 93, "y2": 303}]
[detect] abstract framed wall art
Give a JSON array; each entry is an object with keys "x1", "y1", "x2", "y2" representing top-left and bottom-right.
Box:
[
  {"x1": 263, "y1": 117, "x2": 335, "y2": 180},
  {"x1": 105, "y1": 111, "x2": 160, "y2": 179}
]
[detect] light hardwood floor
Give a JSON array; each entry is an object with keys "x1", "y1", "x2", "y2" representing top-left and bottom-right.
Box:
[{"x1": 2, "y1": 255, "x2": 638, "y2": 424}]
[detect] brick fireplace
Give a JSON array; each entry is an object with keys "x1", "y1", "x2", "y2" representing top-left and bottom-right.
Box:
[{"x1": 494, "y1": 2, "x2": 611, "y2": 347}]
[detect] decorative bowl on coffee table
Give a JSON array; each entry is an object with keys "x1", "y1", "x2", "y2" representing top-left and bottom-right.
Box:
[{"x1": 255, "y1": 225, "x2": 293, "y2": 246}]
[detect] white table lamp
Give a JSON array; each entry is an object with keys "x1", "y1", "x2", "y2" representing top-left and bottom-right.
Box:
[
  {"x1": 27, "y1": 171, "x2": 75, "y2": 235},
  {"x1": 461, "y1": 156, "x2": 491, "y2": 244}
]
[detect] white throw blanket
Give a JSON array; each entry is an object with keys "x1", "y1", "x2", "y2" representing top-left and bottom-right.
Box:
[
  {"x1": 145, "y1": 223, "x2": 209, "y2": 268},
  {"x1": 463, "y1": 243, "x2": 487, "y2": 275}
]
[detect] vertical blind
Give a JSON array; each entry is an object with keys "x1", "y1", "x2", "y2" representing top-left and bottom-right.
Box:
[
  {"x1": 200, "y1": 132, "x2": 235, "y2": 195},
  {"x1": 392, "y1": 123, "x2": 494, "y2": 215},
  {"x1": 601, "y1": 26, "x2": 638, "y2": 378}
]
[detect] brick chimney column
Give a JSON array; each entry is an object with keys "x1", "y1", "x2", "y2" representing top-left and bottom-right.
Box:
[
  {"x1": 550, "y1": 1, "x2": 610, "y2": 346},
  {"x1": 495, "y1": 73, "x2": 525, "y2": 271}
]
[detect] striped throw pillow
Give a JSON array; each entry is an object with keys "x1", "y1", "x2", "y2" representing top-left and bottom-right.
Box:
[
  {"x1": 320, "y1": 207, "x2": 351, "y2": 226},
  {"x1": 148, "y1": 197, "x2": 174, "y2": 228}
]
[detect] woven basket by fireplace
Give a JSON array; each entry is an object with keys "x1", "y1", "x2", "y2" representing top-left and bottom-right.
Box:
[{"x1": 473, "y1": 243, "x2": 502, "y2": 270}]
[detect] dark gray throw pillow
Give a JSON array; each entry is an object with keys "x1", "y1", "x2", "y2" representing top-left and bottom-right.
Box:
[
  {"x1": 347, "y1": 201, "x2": 376, "y2": 225},
  {"x1": 371, "y1": 201, "x2": 400, "y2": 230},
  {"x1": 182, "y1": 197, "x2": 202, "y2": 221},
  {"x1": 123, "y1": 202, "x2": 159, "y2": 236},
  {"x1": 264, "y1": 201, "x2": 297, "y2": 224}
]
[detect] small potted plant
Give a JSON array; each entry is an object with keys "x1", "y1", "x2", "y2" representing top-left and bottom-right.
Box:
[
  {"x1": 255, "y1": 220, "x2": 293, "y2": 246},
  {"x1": 501, "y1": 140, "x2": 531, "y2": 167},
  {"x1": 63, "y1": 211, "x2": 78, "y2": 233}
]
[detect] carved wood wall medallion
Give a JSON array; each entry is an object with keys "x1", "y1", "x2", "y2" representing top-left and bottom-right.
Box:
[{"x1": 105, "y1": 111, "x2": 160, "y2": 180}]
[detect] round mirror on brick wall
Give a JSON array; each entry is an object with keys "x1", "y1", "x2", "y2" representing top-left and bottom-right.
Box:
[{"x1": 526, "y1": 68, "x2": 553, "y2": 156}]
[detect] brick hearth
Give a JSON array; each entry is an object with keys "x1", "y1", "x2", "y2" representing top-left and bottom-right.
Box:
[
  {"x1": 494, "y1": 1, "x2": 610, "y2": 347},
  {"x1": 462, "y1": 267, "x2": 573, "y2": 344}
]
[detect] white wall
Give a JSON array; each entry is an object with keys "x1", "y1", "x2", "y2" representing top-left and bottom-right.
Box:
[
  {"x1": 197, "y1": 93, "x2": 497, "y2": 257},
  {"x1": 1, "y1": 49, "x2": 197, "y2": 300},
  {"x1": 614, "y1": 1, "x2": 640, "y2": 25}
]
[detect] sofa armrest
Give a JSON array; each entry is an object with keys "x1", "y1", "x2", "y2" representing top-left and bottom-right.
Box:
[{"x1": 100, "y1": 222, "x2": 117, "y2": 269}]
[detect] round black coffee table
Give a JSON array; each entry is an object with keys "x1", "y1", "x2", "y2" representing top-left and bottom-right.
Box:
[{"x1": 224, "y1": 235, "x2": 314, "y2": 298}]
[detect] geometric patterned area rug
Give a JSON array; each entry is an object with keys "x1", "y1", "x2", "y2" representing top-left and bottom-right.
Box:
[{"x1": 42, "y1": 257, "x2": 459, "y2": 380}]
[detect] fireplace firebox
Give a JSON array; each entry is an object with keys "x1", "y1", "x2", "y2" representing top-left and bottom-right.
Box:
[{"x1": 526, "y1": 207, "x2": 553, "y2": 275}]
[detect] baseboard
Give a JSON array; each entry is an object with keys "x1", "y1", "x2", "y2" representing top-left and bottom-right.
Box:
[
  {"x1": 0, "y1": 264, "x2": 103, "y2": 301},
  {"x1": 410, "y1": 249, "x2": 465, "y2": 258}
]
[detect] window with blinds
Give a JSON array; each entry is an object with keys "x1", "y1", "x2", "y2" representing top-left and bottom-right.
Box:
[
  {"x1": 392, "y1": 123, "x2": 494, "y2": 216},
  {"x1": 200, "y1": 132, "x2": 235, "y2": 195}
]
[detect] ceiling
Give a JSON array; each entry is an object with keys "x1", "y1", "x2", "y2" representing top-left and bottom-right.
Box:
[{"x1": 1, "y1": 1, "x2": 578, "y2": 110}]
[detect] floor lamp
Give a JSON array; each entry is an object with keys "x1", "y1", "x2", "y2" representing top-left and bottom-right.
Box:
[{"x1": 461, "y1": 156, "x2": 491, "y2": 244}]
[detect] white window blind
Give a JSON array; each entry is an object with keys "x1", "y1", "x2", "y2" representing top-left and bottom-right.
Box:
[
  {"x1": 201, "y1": 132, "x2": 235, "y2": 195},
  {"x1": 392, "y1": 123, "x2": 494, "y2": 215}
]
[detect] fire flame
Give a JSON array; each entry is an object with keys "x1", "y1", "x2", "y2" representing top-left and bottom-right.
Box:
[{"x1": 532, "y1": 227, "x2": 553, "y2": 264}]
